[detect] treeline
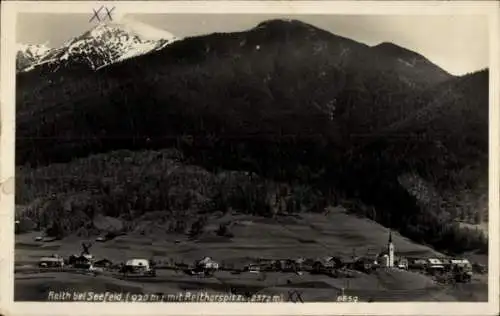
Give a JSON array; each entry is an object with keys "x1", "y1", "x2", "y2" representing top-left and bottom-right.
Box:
[
  {"x1": 16, "y1": 149, "x2": 330, "y2": 237},
  {"x1": 17, "y1": 143, "x2": 488, "y2": 255}
]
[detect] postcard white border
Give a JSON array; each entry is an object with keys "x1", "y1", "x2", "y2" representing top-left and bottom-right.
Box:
[{"x1": 1, "y1": 1, "x2": 499, "y2": 316}]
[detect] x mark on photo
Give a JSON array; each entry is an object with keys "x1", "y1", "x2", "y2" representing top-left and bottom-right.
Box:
[{"x1": 89, "y1": 6, "x2": 115, "y2": 23}]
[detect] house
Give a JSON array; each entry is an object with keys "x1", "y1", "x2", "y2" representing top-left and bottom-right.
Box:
[
  {"x1": 244, "y1": 264, "x2": 261, "y2": 273},
  {"x1": 89, "y1": 265, "x2": 104, "y2": 273},
  {"x1": 256, "y1": 259, "x2": 277, "y2": 271},
  {"x1": 428, "y1": 258, "x2": 445, "y2": 268},
  {"x1": 450, "y1": 258, "x2": 472, "y2": 268},
  {"x1": 123, "y1": 258, "x2": 156, "y2": 276},
  {"x1": 408, "y1": 258, "x2": 428, "y2": 270},
  {"x1": 126, "y1": 258, "x2": 150, "y2": 270},
  {"x1": 450, "y1": 258, "x2": 473, "y2": 273},
  {"x1": 438, "y1": 258, "x2": 453, "y2": 271},
  {"x1": 426, "y1": 258, "x2": 446, "y2": 274},
  {"x1": 353, "y1": 257, "x2": 377, "y2": 273},
  {"x1": 312, "y1": 257, "x2": 342, "y2": 274},
  {"x1": 39, "y1": 255, "x2": 64, "y2": 268},
  {"x1": 94, "y1": 259, "x2": 113, "y2": 268},
  {"x1": 68, "y1": 254, "x2": 85, "y2": 265},
  {"x1": 395, "y1": 257, "x2": 409, "y2": 270},
  {"x1": 195, "y1": 257, "x2": 219, "y2": 270},
  {"x1": 190, "y1": 257, "x2": 219, "y2": 276},
  {"x1": 73, "y1": 255, "x2": 93, "y2": 269},
  {"x1": 274, "y1": 259, "x2": 289, "y2": 271},
  {"x1": 281, "y1": 259, "x2": 303, "y2": 272},
  {"x1": 82, "y1": 253, "x2": 94, "y2": 260},
  {"x1": 295, "y1": 257, "x2": 307, "y2": 267}
]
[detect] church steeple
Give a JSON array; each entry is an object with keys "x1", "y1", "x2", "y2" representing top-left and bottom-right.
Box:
[{"x1": 387, "y1": 230, "x2": 394, "y2": 268}]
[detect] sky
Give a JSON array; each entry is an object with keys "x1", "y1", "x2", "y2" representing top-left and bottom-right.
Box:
[{"x1": 16, "y1": 13, "x2": 489, "y2": 76}]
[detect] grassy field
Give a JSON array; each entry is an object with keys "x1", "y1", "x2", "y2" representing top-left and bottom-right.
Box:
[{"x1": 15, "y1": 208, "x2": 488, "y2": 302}]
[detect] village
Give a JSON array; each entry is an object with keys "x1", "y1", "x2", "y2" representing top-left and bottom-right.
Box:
[
  {"x1": 14, "y1": 207, "x2": 488, "y2": 302},
  {"x1": 31, "y1": 231, "x2": 480, "y2": 293}
]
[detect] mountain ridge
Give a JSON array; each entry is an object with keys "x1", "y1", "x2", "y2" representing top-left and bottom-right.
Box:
[{"x1": 16, "y1": 19, "x2": 178, "y2": 73}]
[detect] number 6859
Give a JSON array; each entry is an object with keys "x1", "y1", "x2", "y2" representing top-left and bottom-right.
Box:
[{"x1": 336, "y1": 295, "x2": 359, "y2": 302}]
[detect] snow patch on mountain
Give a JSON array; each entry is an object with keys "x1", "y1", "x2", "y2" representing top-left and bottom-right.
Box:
[
  {"x1": 112, "y1": 41, "x2": 160, "y2": 64},
  {"x1": 398, "y1": 57, "x2": 416, "y2": 68}
]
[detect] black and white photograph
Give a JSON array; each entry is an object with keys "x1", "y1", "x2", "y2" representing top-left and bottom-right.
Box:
[{"x1": 1, "y1": 1, "x2": 499, "y2": 315}]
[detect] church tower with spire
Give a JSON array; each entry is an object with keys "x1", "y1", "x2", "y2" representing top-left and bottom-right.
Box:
[{"x1": 388, "y1": 231, "x2": 395, "y2": 268}]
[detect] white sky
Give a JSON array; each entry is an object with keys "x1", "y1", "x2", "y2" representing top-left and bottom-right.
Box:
[{"x1": 17, "y1": 13, "x2": 489, "y2": 76}]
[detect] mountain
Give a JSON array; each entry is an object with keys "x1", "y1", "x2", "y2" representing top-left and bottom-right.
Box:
[
  {"x1": 18, "y1": 19, "x2": 177, "y2": 73},
  {"x1": 16, "y1": 43, "x2": 53, "y2": 72},
  {"x1": 15, "y1": 19, "x2": 487, "y2": 254},
  {"x1": 16, "y1": 19, "x2": 453, "y2": 152},
  {"x1": 371, "y1": 42, "x2": 451, "y2": 86}
]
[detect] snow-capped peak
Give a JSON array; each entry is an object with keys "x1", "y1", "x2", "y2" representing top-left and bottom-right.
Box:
[
  {"x1": 17, "y1": 18, "x2": 179, "y2": 73},
  {"x1": 16, "y1": 43, "x2": 53, "y2": 71},
  {"x1": 17, "y1": 43, "x2": 52, "y2": 58}
]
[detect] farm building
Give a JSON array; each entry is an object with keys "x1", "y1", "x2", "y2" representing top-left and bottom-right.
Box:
[{"x1": 39, "y1": 256, "x2": 64, "y2": 268}]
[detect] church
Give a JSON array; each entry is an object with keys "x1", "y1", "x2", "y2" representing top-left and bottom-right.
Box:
[
  {"x1": 378, "y1": 231, "x2": 395, "y2": 267},
  {"x1": 376, "y1": 230, "x2": 409, "y2": 269}
]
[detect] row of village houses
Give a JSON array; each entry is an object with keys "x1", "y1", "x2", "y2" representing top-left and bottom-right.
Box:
[
  {"x1": 37, "y1": 232, "x2": 481, "y2": 281},
  {"x1": 38, "y1": 253, "x2": 477, "y2": 277}
]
